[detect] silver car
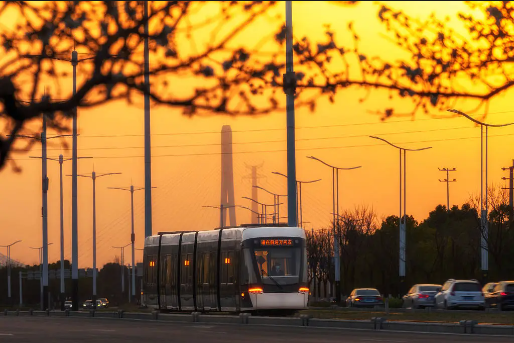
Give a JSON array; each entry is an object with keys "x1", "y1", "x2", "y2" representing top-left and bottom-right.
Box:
[{"x1": 402, "y1": 284, "x2": 441, "y2": 309}]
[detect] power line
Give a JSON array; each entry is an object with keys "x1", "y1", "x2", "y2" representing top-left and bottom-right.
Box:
[
  {"x1": 10, "y1": 131, "x2": 514, "y2": 161},
  {"x1": 29, "y1": 125, "x2": 485, "y2": 152}
]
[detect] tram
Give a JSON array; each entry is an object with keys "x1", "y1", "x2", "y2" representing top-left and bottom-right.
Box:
[{"x1": 142, "y1": 225, "x2": 308, "y2": 313}]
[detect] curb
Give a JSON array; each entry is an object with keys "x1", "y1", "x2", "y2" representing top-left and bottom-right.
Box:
[{"x1": 3, "y1": 309, "x2": 513, "y2": 336}]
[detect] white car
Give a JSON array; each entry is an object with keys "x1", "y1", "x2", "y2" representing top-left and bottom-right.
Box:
[{"x1": 435, "y1": 279, "x2": 485, "y2": 310}]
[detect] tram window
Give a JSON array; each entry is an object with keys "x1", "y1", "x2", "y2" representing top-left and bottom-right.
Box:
[
  {"x1": 255, "y1": 248, "x2": 300, "y2": 277},
  {"x1": 186, "y1": 253, "x2": 192, "y2": 284},
  {"x1": 227, "y1": 251, "x2": 234, "y2": 283},
  {"x1": 209, "y1": 252, "x2": 216, "y2": 285},
  {"x1": 203, "y1": 253, "x2": 210, "y2": 284},
  {"x1": 166, "y1": 255, "x2": 172, "y2": 286},
  {"x1": 147, "y1": 255, "x2": 158, "y2": 284},
  {"x1": 161, "y1": 256, "x2": 167, "y2": 285},
  {"x1": 221, "y1": 251, "x2": 227, "y2": 283},
  {"x1": 181, "y1": 253, "x2": 188, "y2": 284}
]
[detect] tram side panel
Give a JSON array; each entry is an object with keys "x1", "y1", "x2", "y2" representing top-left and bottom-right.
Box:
[
  {"x1": 196, "y1": 238, "x2": 218, "y2": 311},
  {"x1": 143, "y1": 244, "x2": 159, "y2": 309}
]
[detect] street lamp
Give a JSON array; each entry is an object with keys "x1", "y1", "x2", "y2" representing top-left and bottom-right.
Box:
[
  {"x1": 75, "y1": 170, "x2": 121, "y2": 304},
  {"x1": 30, "y1": 243, "x2": 53, "y2": 310},
  {"x1": 109, "y1": 185, "x2": 155, "y2": 304},
  {"x1": 242, "y1": 197, "x2": 283, "y2": 224},
  {"x1": 30, "y1": 153, "x2": 92, "y2": 310},
  {"x1": 113, "y1": 243, "x2": 131, "y2": 299},
  {"x1": 272, "y1": 171, "x2": 321, "y2": 228},
  {"x1": 306, "y1": 156, "x2": 360, "y2": 303},
  {"x1": 0, "y1": 240, "x2": 21, "y2": 305},
  {"x1": 369, "y1": 136, "x2": 431, "y2": 292},
  {"x1": 202, "y1": 205, "x2": 237, "y2": 228},
  {"x1": 237, "y1": 205, "x2": 263, "y2": 224},
  {"x1": 447, "y1": 108, "x2": 514, "y2": 281},
  {"x1": 252, "y1": 186, "x2": 287, "y2": 225}
]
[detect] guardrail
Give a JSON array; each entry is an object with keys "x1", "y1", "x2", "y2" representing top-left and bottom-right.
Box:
[{"x1": 3, "y1": 309, "x2": 514, "y2": 336}]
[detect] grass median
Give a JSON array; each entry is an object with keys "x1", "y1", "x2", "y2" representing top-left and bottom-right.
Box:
[{"x1": 299, "y1": 308, "x2": 514, "y2": 325}]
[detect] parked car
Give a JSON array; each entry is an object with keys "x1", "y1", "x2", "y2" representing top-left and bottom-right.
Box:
[
  {"x1": 64, "y1": 301, "x2": 72, "y2": 310},
  {"x1": 485, "y1": 281, "x2": 514, "y2": 311},
  {"x1": 82, "y1": 300, "x2": 94, "y2": 309},
  {"x1": 98, "y1": 298, "x2": 109, "y2": 308},
  {"x1": 402, "y1": 284, "x2": 441, "y2": 309},
  {"x1": 483, "y1": 282, "x2": 498, "y2": 305},
  {"x1": 346, "y1": 288, "x2": 384, "y2": 308},
  {"x1": 435, "y1": 279, "x2": 485, "y2": 310}
]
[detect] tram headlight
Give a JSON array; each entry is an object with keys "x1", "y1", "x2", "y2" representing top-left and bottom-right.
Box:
[
  {"x1": 248, "y1": 287, "x2": 263, "y2": 294},
  {"x1": 299, "y1": 287, "x2": 309, "y2": 294}
]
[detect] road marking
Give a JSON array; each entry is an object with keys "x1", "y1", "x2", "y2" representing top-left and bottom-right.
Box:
[
  {"x1": 0, "y1": 334, "x2": 13, "y2": 336},
  {"x1": 96, "y1": 330, "x2": 116, "y2": 332},
  {"x1": 360, "y1": 339, "x2": 406, "y2": 343}
]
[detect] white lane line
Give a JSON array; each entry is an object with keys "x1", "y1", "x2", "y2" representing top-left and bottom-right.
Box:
[
  {"x1": 0, "y1": 334, "x2": 13, "y2": 336},
  {"x1": 360, "y1": 340, "x2": 405, "y2": 342},
  {"x1": 96, "y1": 330, "x2": 116, "y2": 332}
]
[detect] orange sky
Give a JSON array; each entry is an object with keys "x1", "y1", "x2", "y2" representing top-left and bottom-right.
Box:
[{"x1": 2, "y1": 1, "x2": 514, "y2": 269}]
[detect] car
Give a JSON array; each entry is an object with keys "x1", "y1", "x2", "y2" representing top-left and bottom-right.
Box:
[
  {"x1": 402, "y1": 284, "x2": 441, "y2": 309},
  {"x1": 482, "y1": 282, "x2": 498, "y2": 304},
  {"x1": 98, "y1": 298, "x2": 109, "y2": 308},
  {"x1": 435, "y1": 279, "x2": 485, "y2": 310},
  {"x1": 64, "y1": 301, "x2": 72, "y2": 310},
  {"x1": 485, "y1": 281, "x2": 514, "y2": 311},
  {"x1": 82, "y1": 300, "x2": 94, "y2": 309},
  {"x1": 346, "y1": 288, "x2": 384, "y2": 308}
]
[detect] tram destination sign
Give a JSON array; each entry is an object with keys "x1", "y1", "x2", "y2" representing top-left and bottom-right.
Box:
[{"x1": 260, "y1": 239, "x2": 293, "y2": 246}]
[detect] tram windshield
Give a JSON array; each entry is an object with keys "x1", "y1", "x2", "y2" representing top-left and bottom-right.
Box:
[{"x1": 243, "y1": 241, "x2": 307, "y2": 287}]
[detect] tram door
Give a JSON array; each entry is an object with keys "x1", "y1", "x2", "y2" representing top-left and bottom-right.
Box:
[{"x1": 220, "y1": 250, "x2": 237, "y2": 310}]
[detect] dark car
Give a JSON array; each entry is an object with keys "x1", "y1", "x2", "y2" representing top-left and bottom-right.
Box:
[
  {"x1": 485, "y1": 281, "x2": 514, "y2": 311},
  {"x1": 82, "y1": 300, "x2": 94, "y2": 309},
  {"x1": 98, "y1": 298, "x2": 109, "y2": 308},
  {"x1": 483, "y1": 282, "x2": 498, "y2": 304},
  {"x1": 346, "y1": 288, "x2": 384, "y2": 308},
  {"x1": 402, "y1": 284, "x2": 441, "y2": 309}
]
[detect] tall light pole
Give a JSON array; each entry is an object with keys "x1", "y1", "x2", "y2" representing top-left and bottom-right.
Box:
[
  {"x1": 447, "y1": 109, "x2": 514, "y2": 282},
  {"x1": 369, "y1": 136, "x2": 431, "y2": 292},
  {"x1": 284, "y1": 0, "x2": 297, "y2": 228},
  {"x1": 438, "y1": 168, "x2": 457, "y2": 211},
  {"x1": 30, "y1": 153, "x2": 91, "y2": 310},
  {"x1": 144, "y1": 0, "x2": 153, "y2": 239},
  {"x1": 109, "y1": 185, "x2": 155, "y2": 303},
  {"x1": 306, "y1": 156, "x2": 361, "y2": 302},
  {"x1": 0, "y1": 240, "x2": 21, "y2": 305},
  {"x1": 272, "y1": 171, "x2": 321, "y2": 228},
  {"x1": 113, "y1": 243, "x2": 131, "y2": 299},
  {"x1": 30, "y1": 243, "x2": 52, "y2": 310},
  {"x1": 76, "y1": 170, "x2": 121, "y2": 304},
  {"x1": 252, "y1": 186, "x2": 287, "y2": 225}
]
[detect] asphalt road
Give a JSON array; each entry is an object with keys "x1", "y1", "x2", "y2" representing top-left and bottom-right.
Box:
[{"x1": 0, "y1": 317, "x2": 513, "y2": 343}]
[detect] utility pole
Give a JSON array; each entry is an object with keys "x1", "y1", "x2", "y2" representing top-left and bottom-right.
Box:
[
  {"x1": 284, "y1": 1, "x2": 298, "y2": 228},
  {"x1": 42, "y1": 115, "x2": 49, "y2": 311},
  {"x1": 448, "y1": 109, "x2": 514, "y2": 283},
  {"x1": 306, "y1": 157, "x2": 361, "y2": 302},
  {"x1": 77, "y1": 170, "x2": 121, "y2": 304},
  {"x1": 144, "y1": 0, "x2": 153, "y2": 239},
  {"x1": 71, "y1": 48, "x2": 79, "y2": 311},
  {"x1": 113, "y1": 244, "x2": 130, "y2": 299},
  {"x1": 502, "y1": 160, "x2": 514, "y2": 221},
  {"x1": 0, "y1": 240, "x2": 21, "y2": 305},
  {"x1": 19, "y1": 271, "x2": 22, "y2": 306},
  {"x1": 438, "y1": 168, "x2": 457, "y2": 211},
  {"x1": 369, "y1": 136, "x2": 431, "y2": 295},
  {"x1": 242, "y1": 197, "x2": 281, "y2": 224},
  {"x1": 109, "y1": 185, "x2": 155, "y2": 303},
  {"x1": 238, "y1": 206, "x2": 262, "y2": 224}
]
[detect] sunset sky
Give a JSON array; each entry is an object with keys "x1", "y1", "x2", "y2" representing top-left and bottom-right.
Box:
[{"x1": 2, "y1": 1, "x2": 514, "y2": 269}]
